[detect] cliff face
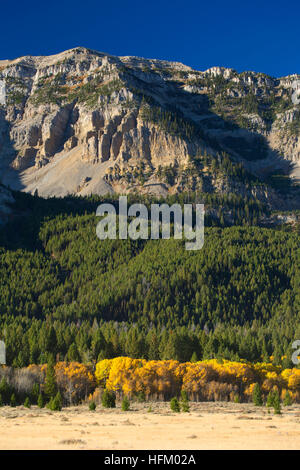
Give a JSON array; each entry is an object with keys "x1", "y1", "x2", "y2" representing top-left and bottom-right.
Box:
[{"x1": 0, "y1": 47, "x2": 299, "y2": 208}]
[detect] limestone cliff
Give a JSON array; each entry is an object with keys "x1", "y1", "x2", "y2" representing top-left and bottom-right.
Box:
[{"x1": 0, "y1": 47, "x2": 299, "y2": 209}]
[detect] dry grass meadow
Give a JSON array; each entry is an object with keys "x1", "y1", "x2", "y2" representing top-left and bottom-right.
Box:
[{"x1": 0, "y1": 401, "x2": 300, "y2": 450}]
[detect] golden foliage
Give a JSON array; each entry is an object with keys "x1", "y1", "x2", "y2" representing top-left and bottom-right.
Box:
[
  {"x1": 26, "y1": 358, "x2": 300, "y2": 403},
  {"x1": 55, "y1": 361, "x2": 95, "y2": 404},
  {"x1": 94, "y1": 357, "x2": 300, "y2": 401}
]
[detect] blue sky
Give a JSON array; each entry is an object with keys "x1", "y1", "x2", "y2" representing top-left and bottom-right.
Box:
[{"x1": 1, "y1": 0, "x2": 299, "y2": 77}]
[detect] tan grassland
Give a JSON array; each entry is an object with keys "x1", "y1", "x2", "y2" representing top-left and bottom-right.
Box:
[{"x1": 0, "y1": 401, "x2": 300, "y2": 450}]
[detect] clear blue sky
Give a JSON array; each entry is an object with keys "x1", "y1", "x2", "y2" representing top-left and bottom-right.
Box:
[{"x1": 1, "y1": 0, "x2": 299, "y2": 77}]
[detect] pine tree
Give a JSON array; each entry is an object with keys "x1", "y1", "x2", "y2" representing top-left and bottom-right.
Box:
[
  {"x1": 273, "y1": 390, "x2": 281, "y2": 415},
  {"x1": 283, "y1": 390, "x2": 292, "y2": 406},
  {"x1": 46, "y1": 398, "x2": 53, "y2": 410},
  {"x1": 147, "y1": 332, "x2": 159, "y2": 360},
  {"x1": 67, "y1": 343, "x2": 80, "y2": 362},
  {"x1": 121, "y1": 396, "x2": 130, "y2": 411},
  {"x1": 170, "y1": 397, "x2": 180, "y2": 412},
  {"x1": 10, "y1": 393, "x2": 16, "y2": 407},
  {"x1": 0, "y1": 378, "x2": 11, "y2": 404},
  {"x1": 44, "y1": 355, "x2": 57, "y2": 400},
  {"x1": 101, "y1": 390, "x2": 116, "y2": 408},
  {"x1": 45, "y1": 326, "x2": 57, "y2": 355},
  {"x1": 252, "y1": 383, "x2": 263, "y2": 406},
  {"x1": 37, "y1": 393, "x2": 44, "y2": 409},
  {"x1": 54, "y1": 391, "x2": 62, "y2": 411},
  {"x1": 266, "y1": 390, "x2": 274, "y2": 410},
  {"x1": 89, "y1": 401, "x2": 96, "y2": 411},
  {"x1": 31, "y1": 383, "x2": 40, "y2": 405},
  {"x1": 180, "y1": 390, "x2": 190, "y2": 412},
  {"x1": 48, "y1": 391, "x2": 62, "y2": 411},
  {"x1": 24, "y1": 397, "x2": 31, "y2": 408},
  {"x1": 190, "y1": 352, "x2": 198, "y2": 363}
]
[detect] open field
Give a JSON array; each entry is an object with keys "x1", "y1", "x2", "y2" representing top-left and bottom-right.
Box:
[{"x1": 0, "y1": 402, "x2": 300, "y2": 450}]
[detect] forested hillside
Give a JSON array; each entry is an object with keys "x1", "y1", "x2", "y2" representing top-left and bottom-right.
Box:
[{"x1": 0, "y1": 190, "x2": 299, "y2": 367}]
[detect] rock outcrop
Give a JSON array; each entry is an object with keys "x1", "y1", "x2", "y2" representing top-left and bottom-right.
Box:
[{"x1": 0, "y1": 47, "x2": 299, "y2": 208}]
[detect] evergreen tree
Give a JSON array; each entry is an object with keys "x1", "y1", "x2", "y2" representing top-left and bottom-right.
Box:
[
  {"x1": 24, "y1": 397, "x2": 31, "y2": 408},
  {"x1": 180, "y1": 390, "x2": 190, "y2": 412},
  {"x1": 44, "y1": 355, "x2": 57, "y2": 400},
  {"x1": 0, "y1": 378, "x2": 11, "y2": 404},
  {"x1": 46, "y1": 398, "x2": 53, "y2": 410},
  {"x1": 89, "y1": 401, "x2": 96, "y2": 411},
  {"x1": 91, "y1": 330, "x2": 106, "y2": 361},
  {"x1": 266, "y1": 390, "x2": 274, "y2": 409},
  {"x1": 67, "y1": 343, "x2": 80, "y2": 362},
  {"x1": 190, "y1": 352, "x2": 198, "y2": 363},
  {"x1": 31, "y1": 383, "x2": 40, "y2": 405},
  {"x1": 101, "y1": 390, "x2": 116, "y2": 408},
  {"x1": 121, "y1": 396, "x2": 130, "y2": 411},
  {"x1": 147, "y1": 332, "x2": 160, "y2": 360},
  {"x1": 48, "y1": 391, "x2": 62, "y2": 411},
  {"x1": 170, "y1": 397, "x2": 180, "y2": 412},
  {"x1": 273, "y1": 390, "x2": 281, "y2": 415},
  {"x1": 37, "y1": 393, "x2": 44, "y2": 409},
  {"x1": 10, "y1": 393, "x2": 16, "y2": 407},
  {"x1": 283, "y1": 390, "x2": 292, "y2": 406},
  {"x1": 252, "y1": 383, "x2": 263, "y2": 406},
  {"x1": 45, "y1": 326, "x2": 57, "y2": 355}
]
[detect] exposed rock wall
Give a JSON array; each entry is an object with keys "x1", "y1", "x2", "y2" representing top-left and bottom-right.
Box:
[{"x1": 0, "y1": 47, "x2": 299, "y2": 208}]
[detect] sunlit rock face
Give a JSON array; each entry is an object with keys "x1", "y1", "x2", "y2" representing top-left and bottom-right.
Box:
[{"x1": 0, "y1": 47, "x2": 299, "y2": 208}]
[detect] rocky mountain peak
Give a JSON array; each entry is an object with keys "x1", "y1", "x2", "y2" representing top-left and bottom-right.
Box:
[{"x1": 0, "y1": 47, "x2": 299, "y2": 209}]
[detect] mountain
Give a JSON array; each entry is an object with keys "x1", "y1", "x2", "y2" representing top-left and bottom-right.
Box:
[
  {"x1": 0, "y1": 48, "x2": 299, "y2": 367},
  {"x1": 0, "y1": 47, "x2": 299, "y2": 210}
]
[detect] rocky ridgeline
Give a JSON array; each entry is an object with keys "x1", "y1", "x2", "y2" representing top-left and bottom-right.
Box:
[{"x1": 0, "y1": 47, "x2": 299, "y2": 208}]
